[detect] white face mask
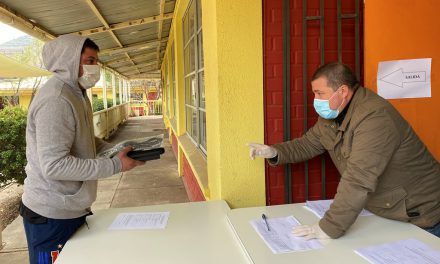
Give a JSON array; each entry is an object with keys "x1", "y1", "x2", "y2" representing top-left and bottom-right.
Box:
[{"x1": 78, "y1": 65, "x2": 100, "y2": 89}]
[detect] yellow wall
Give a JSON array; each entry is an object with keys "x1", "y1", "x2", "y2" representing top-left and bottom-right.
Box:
[
  {"x1": 161, "y1": 44, "x2": 174, "y2": 129},
  {"x1": 203, "y1": 0, "x2": 265, "y2": 208},
  {"x1": 364, "y1": 0, "x2": 440, "y2": 160},
  {"x1": 0, "y1": 89, "x2": 33, "y2": 109},
  {"x1": 170, "y1": 0, "x2": 188, "y2": 137},
  {"x1": 161, "y1": 0, "x2": 266, "y2": 208},
  {"x1": 163, "y1": 0, "x2": 193, "y2": 179}
]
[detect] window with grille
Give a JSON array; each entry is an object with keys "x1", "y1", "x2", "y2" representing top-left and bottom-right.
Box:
[
  {"x1": 183, "y1": 0, "x2": 206, "y2": 154},
  {"x1": 171, "y1": 43, "x2": 176, "y2": 118}
]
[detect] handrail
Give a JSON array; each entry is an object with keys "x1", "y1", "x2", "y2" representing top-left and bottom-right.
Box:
[{"x1": 93, "y1": 102, "x2": 129, "y2": 139}]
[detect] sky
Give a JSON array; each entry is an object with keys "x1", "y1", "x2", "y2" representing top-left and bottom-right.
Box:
[{"x1": 0, "y1": 22, "x2": 27, "y2": 45}]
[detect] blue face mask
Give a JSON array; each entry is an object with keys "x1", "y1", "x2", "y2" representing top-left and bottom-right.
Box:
[
  {"x1": 313, "y1": 99, "x2": 339, "y2": 119},
  {"x1": 313, "y1": 90, "x2": 343, "y2": 119}
]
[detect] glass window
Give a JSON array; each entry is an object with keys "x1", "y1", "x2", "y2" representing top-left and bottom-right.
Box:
[
  {"x1": 198, "y1": 31, "x2": 204, "y2": 69},
  {"x1": 183, "y1": 15, "x2": 188, "y2": 44},
  {"x1": 184, "y1": 46, "x2": 189, "y2": 75},
  {"x1": 183, "y1": 0, "x2": 205, "y2": 155},
  {"x1": 186, "y1": 106, "x2": 198, "y2": 139},
  {"x1": 188, "y1": 40, "x2": 195, "y2": 73},
  {"x1": 164, "y1": 60, "x2": 170, "y2": 116},
  {"x1": 184, "y1": 75, "x2": 197, "y2": 107},
  {"x1": 200, "y1": 110, "x2": 206, "y2": 151},
  {"x1": 197, "y1": 0, "x2": 202, "y2": 30},
  {"x1": 199, "y1": 71, "x2": 205, "y2": 108},
  {"x1": 188, "y1": 0, "x2": 195, "y2": 37},
  {"x1": 172, "y1": 43, "x2": 176, "y2": 118}
]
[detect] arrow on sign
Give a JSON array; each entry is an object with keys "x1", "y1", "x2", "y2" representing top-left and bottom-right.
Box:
[{"x1": 379, "y1": 68, "x2": 426, "y2": 87}]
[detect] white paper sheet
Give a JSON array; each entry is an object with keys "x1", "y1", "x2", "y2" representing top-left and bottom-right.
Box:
[
  {"x1": 377, "y1": 58, "x2": 431, "y2": 99},
  {"x1": 304, "y1": 199, "x2": 373, "y2": 219},
  {"x1": 354, "y1": 239, "x2": 440, "y2": 264},
  {"x1": 109, "y1": 212, "x2": 170, "y2": 230},
  {"x1": 250, "y1": 215, "x2": 322, "y2": 254}
]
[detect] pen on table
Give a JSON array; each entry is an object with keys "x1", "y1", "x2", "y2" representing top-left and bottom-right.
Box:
[{"x1": 262, "y1": 213, "x2": 270, "y2": 231}]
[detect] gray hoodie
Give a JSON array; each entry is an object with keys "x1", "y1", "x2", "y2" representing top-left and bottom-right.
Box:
[{"x1": 22, "y1": 35, "x2": 122, "y2": 219}]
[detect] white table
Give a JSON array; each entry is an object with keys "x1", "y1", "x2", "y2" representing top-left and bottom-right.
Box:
[
  {"x1": 227, "y1": 203, "x2": 440, "y2": 263},
  {"x1": 55, "y1": 200, "x2": 251, "y2": 264}
]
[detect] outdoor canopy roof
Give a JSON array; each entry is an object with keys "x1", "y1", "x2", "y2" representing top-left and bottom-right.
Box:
[
  {"x1": 0, "y1": 0, "x2": 176, "y2": 79},
  {"x1": 0, "y1": 53, "x2": 51, "y2": 78}
]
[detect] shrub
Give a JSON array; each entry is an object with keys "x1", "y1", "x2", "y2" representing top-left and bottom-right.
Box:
[
  {"x1": 92, "y1": 98, "x2": 117, "y2": 112},
  {"x1": 0, "y1": 107, "x2": 27, "y2": 185},
  {"x1": 92, "y1": 98, "x2": 105, "y2": 112}
]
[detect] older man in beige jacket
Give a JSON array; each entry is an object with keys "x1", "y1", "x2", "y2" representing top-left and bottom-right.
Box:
[{"x1": 249, "y1": 62, "x2": 440, "y2": 239}]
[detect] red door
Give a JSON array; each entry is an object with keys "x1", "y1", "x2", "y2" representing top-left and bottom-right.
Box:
[{"x1": 263, "y1": 0, "x2": 363, "y2": 204}]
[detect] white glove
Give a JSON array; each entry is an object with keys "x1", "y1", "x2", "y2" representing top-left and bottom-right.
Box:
[
  {"x1": 292, "y1": 223, "x2": 330, "y2": 240},
  {"x1": 248, "y1": 143, "x2": 277, "y2": 160}
]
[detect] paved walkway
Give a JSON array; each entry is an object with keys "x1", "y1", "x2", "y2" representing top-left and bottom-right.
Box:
[{"x1": 0, "y1": 115, "x2": 188, "y2": 263}]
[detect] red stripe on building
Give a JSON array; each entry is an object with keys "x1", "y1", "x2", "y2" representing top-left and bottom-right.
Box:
[{"x1": 182, "y1": 155, "x2": 205, "y2": 201}]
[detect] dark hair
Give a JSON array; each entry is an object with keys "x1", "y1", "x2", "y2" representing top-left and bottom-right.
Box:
[
  {"x1": 81, "y1": 38, "x2": 100, "y2": 53},
  {"x1": 311, "y1": 62, "x2": 359, "y2": 91}
]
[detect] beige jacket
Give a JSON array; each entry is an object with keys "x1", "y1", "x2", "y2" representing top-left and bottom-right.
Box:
[{"x1": 271, "y1": 86, "x2": 440, "y2": 238}]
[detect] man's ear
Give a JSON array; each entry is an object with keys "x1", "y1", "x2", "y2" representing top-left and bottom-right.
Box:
[{"x1": 340, "y1": 85, "x2": 349, "y2": 95}]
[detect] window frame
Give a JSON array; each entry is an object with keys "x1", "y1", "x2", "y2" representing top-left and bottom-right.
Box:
[
  {"x1": 171, "y1": 43, "x2": 176, "y2": 118},
  {"x1": 183, "y1": 0, "x2": 206, "y2": 155}
]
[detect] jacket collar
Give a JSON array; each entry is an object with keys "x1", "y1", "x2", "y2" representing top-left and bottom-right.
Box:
[{"x1": 338, "y1": 86, "x2": 364, "y2": 132}]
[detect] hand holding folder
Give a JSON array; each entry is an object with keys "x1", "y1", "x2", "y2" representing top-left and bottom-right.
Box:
[{"x1": 127, "y1": 148, "x2": 165, "y2": 161}]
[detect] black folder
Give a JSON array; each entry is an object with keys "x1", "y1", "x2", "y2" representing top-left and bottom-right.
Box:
[{"x1": 127, "y1": 147, "x2": 165, "y2": 161}]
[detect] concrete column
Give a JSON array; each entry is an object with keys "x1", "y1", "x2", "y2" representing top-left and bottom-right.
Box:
[
  {"x1": 123, "y1": 79, "x2": 127, "y2": 103},
  {"x1": 128, "y1": 81, "x2": 132, "y2": 103},
  {"x1": 111, "y1": 73, "x2": 116, "y2": 107},
  {"x1": 202, "y1": 0, "x2": 265, "y2": 207},
  {"x1": 119, "y1": 78, "x2": 123, "y2": 105},
  {"x1": 102, "y1": 68, "x2": 108, "y2": 109}
]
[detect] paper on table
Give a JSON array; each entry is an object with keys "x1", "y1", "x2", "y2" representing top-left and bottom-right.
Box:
[
  {"x1": 354, "y1": 238, "x2": 440, "y2": 264},
  {"x1": 305, "y1": 199, "x2": 373, "y2": 219},
  {"x1": 250, "y1": 215, "x2": 322, "y2": 254},
  {"x1": 109, "y1": 212, "x2": 170, "y2": 230}
]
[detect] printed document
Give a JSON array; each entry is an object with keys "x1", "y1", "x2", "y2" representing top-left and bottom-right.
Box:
[
  {"x1": 305, "y1": 199, "x2": 373, "y2": 219},
  {"x1": 109, "y1": 212, "x2": 170, "y2": 230},
  {"x1": 354, "y1": 239, "x2": 440, "y2": 264},
  {"x1": 250, "y1": 215, "x2": 322, "y2": 254}
]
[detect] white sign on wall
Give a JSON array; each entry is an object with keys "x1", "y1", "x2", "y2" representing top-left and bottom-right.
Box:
[{"x1": 377, "y1": 58, "x2": 431, "y2": 99}]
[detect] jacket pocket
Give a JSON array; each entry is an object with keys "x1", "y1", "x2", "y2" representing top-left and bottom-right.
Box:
[
  {"x1": 63, "y1": 181, "x2": 97, "y2": 211},
  {"x1": 366, "y1": 188, "x2": 408, "y2": 221},
  {"x1": 340, "y1": 131, "x2": 353, "y2": 158}
]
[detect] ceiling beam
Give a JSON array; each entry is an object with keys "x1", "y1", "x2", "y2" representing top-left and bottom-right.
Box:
[
  {"x1": 122, "y1": 65, "x2": 157, "y2": 75},
  {"x1": 106, "y1": 51, "x2": 159, "y2": 66},
  {"x1": 128, "y1": 72, "x2": 161, "y2": 80},
  {"x1": 117, "y1": 61, "x2": 158, "y2": 72},
  {"x1": 100, "y1": 38, "x2": 168, "y2": 56},
  {"x1": 85, "y1": 0, "x2": 139, "y2": 73},
  {"x1": 0, "y1": 3, "x2": 56, "y2": 42},
  {"x1": 72, "y1": 12, "x2": 174, "y2": 36}
]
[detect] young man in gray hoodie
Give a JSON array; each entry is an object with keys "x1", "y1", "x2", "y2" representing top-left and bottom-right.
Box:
[{"x1": 20, "y1": 35, "x2": 144, "y2": 264}]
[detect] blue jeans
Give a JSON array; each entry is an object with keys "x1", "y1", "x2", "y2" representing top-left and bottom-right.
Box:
[
  {"x1": 23, "y1": 216, "x2": 86, "y2": 264},
  {"x1": 424, "y1": 221, "x2": 440, "y2": 238}
]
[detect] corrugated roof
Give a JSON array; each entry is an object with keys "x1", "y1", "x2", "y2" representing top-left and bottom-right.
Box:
[{"x1": 0, "y1": 0, "x2": 175, "y2": 79}]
